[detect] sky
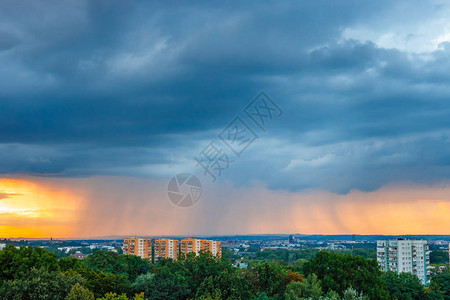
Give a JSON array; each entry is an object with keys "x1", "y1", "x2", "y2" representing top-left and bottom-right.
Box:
[{"x1": 1, "y1": 0, "x2": 450, "y2": 238}]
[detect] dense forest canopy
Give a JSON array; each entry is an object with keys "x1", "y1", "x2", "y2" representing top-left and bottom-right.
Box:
[{"x1": 0, "y1": 245, "x2": 450, "y2": 299}]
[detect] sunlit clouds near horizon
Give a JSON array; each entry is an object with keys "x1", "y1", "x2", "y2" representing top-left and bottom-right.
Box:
[{"x1": 2, "y1": 176, "x2": 450, "y2": 238}]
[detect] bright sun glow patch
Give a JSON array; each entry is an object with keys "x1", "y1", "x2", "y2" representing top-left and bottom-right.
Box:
[{"x1": 0, "y1": 178, "x2": 84, "y2": 238}]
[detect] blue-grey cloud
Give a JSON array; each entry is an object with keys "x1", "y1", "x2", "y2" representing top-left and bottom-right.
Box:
[{"x1": 1, "y1": 0, "x2": 450, "y2": 194}]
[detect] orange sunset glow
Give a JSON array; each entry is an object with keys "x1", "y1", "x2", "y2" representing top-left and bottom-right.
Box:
[
  {"x1": 2, "y1": 176, "x2": 450, "y2": 238},
  {"x1": 0, "y1": 178, "x2": 84, "y2": 238}
]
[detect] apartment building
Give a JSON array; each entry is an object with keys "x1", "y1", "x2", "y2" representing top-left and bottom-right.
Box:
[
  {"x1": 377, "y1": 239, "x2": 430, "y2": 285},
  {"x1": 180, "y1": 238, "x2": 222, "y2": 258},
  {"x1": 203, "y1": 240, "x2": 222, "y2": 257},
  {"x1": 154, "y1": 239, "x2": 179, "y2": 261},
  {"x1": 123, "y1": 238, "x2": 152, "y2": 259}
]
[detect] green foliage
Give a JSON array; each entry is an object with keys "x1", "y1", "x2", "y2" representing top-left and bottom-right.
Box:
[
  {"x1": 430, "y1": 269, "x2": 450, "y2": 299},
  {"x1": 284, "y1": 274, "x2": 322, "y2": 300},
  {"x1": 0, "y1": 245, "x2": 59, "y2": 281},
  {"x1": 65, "y1": 282, "x2": 95, "y2": 300},
  {"x1": 221, "y1": 248, "x2": 240, "y2": 262},
  {"x1": 194, "y1": 290, "x2": 222, "y2": 300},
  {"x1": 0, "y1": 268, "x2": 85, "y2": 300},
  {"x1": 97, "y1": 292, "x2": 144, "y2": 300},
  {"x1": 83, "y1": 250, "x2": 151, "y2": 282},
  {"x1": 351, "y1": 249, "x2": 376, "y2": 260},
  {"x1": 252, "y1": 248, "x2": 319, "y2": 264},
  {"x1": 253, "y1": 292, "x2": 274, "y2": 300},
  {"x1": 132, "y1": 272, "x2": 155, "y2": 296},
  {"x1": 382, "y1": 271, "x2": 426, "y2": 300},
  {"x1": 0, "y1": 245, "x2": 438, "y2": 300},
  {"x1": 312, "y1": 288, "x2": 367, "y2": 300},
  {"x1": 254, "y1": 261, "x2": 289, "y2": 297},
  {"x1": 139, "y1": 268, "x2": 190, "y2": 300},
  {"x1": 302, "y1": 251, "x2": 389, "y2": 299},
  {"x1": 430, "y1": 250, "x2": 449, "y2": 265},
  {"x1": 319, "y1": 290, "x2": 342, "y2": 300},
  {"x1": 341, "y1": 287, "x2": 367, "y2": 300},
  {"x1": 60, "y1": 256, "x2": 81, "y2": 272},
  {"x1": 245, "y1": 248, "x2": 376, "y2": 266},
  {"x1": 73, "y1": 264, "x2": 131, "y2": 299}
]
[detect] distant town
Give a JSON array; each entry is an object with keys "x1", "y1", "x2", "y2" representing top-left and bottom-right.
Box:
[
  {"x1": 2, "y1": 234, "x2": 450, "y2": 283},
  {"x1": 2, "y1": 234, "x2": 450, "y2": 298}
]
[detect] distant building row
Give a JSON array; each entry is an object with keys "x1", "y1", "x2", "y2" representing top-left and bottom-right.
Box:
[{"x1": 123, "y1": 238, "x2": 221, "y2": 260}]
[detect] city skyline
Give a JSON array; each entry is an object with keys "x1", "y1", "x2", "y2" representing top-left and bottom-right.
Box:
[{"x1": 2, "y1": 1, "x2": 450, "y2": 238}]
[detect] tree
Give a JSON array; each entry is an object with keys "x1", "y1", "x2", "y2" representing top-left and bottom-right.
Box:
[
  {"x1": 122, "y1": 253, "x2": 152, "y2": 282},
  {"x1": 287, "y1": 270, "x2": 304, "y2": 283},
  {"x1": 254, "y1": 261, "x2": 289, "y2": 297},
  {"x1": 341, "y1": 287, "x2": 367, "y2": 300},
  {"x1": 313, "y1": 288, "x2": 367, "y2": 300},
  {"x1": 132, "y1": 272, "x2": 155, "y2": 296},
  {"x1": 65, "y1": 283, "x2": 95, "y2": 300},
  {"x1": 319, "y1": 290, "x2": 341, "y2": 300},
  {"x1": 302, "y1": 251, "x2": 389, "y2": 299},
  {"x1": 284, "y1": 274, "x2": 322, "y2": 300},
  {"x1": 430, "y1": 251, "x2": 449, "y2": 265},
  {"x1": 140, "y1": 269, "x2": 190, "y2": 300},
  {"x1": 253, "y1": 292, "x2": 274, "y2": 300},
  {"x1": 430, "y1": 269, "x2": 450, "y2": 299},
  {"x1": 0, "y1": 245, "x2": 59, "y2": 281},
  {"x1": 194, "y1": 290, "x2": 222, "y2": 300},
  {"x1": 83, "y1": 250, "x2": 126, "y2": 275},
  {"x1": 0, "y1": 268, "x2": 84, "y2": 300},
  {"x1": 382, "y1": 271, "x2": 426, "y2": 300},
  {"x1": 73, "y1": 264, "x2": 131, "y2": 298},
  {"x1": 82, "y1": 250, "x2": 151, "y2": 282},
  {"x1": 60, "y1": 256, "x2": 80, "y2": 272},
  {"x1": 97, "y1": 293, "x2": 144, "y2": 300}
]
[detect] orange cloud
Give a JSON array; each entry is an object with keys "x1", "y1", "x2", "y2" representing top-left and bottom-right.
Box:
[
  {"x1": 0, "y1": 178, "x2": 85, "y2": 238},
  {"x1": 1, "y1": 176, "x2": 450, "y2": 238}
]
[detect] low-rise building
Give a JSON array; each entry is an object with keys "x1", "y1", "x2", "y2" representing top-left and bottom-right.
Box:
[{"x1": 70, "y1": 252, "x2": 87, "y2": 259}]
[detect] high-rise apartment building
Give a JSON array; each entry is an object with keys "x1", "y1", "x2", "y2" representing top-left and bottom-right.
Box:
[
  {"x1": 154, "y1": 239, "x2": 179, "y2": 261},
  {"x1": 377, "y1": 239, "x2": 430, "y2": 285},
  {"x1": 123, "y1": 238, "x2": 152, "y2": 259},
  {"x1": 203, "y1": 240, "x2": 222, "y2": 257},
  {"x1": 180, "y1": 238, "x2": 201, "y2": 256},
  {"x1": 180, "y1": 238, "x2": 222, "y2": 258}
]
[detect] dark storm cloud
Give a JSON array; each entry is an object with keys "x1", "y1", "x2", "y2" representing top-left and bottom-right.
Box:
[{"x1": 1, "y1": 0, "x2": 450, "y2": 192}]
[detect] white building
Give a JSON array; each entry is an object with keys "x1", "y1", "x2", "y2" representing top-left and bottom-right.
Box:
[{"x1": 377, "y1": 239, "x2": 430, "y2": 285}]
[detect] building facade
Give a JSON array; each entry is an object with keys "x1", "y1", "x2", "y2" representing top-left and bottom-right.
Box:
[
  {"x1": 180, "y1": 238, "x2": 222, "y2": 258},
  {"x1": 123, "y1": 237, "x2": 221, "y2": 260},
  {"x1": 154, "y1": 239, "x2": 179, "y2": 261},
  {"x1": 123, "y1": 238, "x2": 152, "y2": 259},
  {"x1": 203, "y1": 240, "x2": 222, "y2": 257},
  {"x1": 377, "y1": 239, "x2": 430, "y2": 285}
]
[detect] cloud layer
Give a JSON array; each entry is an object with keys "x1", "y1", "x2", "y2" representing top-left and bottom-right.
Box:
[
  {"x1": 1, "y1": 0, "x2": 450, "y2": 196},
  {"x1": 3, "y1": 176, "x2": 450, "y2": 238}
]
